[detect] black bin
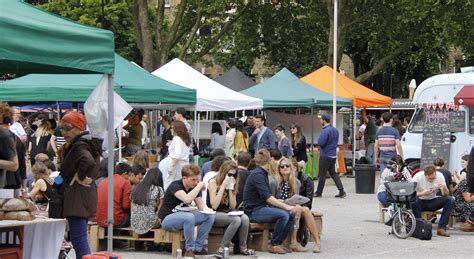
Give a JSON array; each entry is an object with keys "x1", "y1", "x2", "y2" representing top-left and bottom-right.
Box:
[{"x1": 355, "y1": 164, "x2": 377, "y2": 194}]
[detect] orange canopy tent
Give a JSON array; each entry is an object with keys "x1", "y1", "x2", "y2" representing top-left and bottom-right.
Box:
[{"x1": 301, "y1": 65, "x2": 392, "y2": 107}]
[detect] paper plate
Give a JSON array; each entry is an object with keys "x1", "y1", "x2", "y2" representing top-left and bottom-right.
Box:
[
  {"x1": 228, "y1": 211, "x2": 244, "y2": 216},
  {"x1": 199, "y1": 210, "x2": 216, "y2": 215}
]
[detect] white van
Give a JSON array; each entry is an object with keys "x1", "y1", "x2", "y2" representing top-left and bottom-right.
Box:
[{"x1": 401, "y1": 71, "x2": 474, "y2": 173}]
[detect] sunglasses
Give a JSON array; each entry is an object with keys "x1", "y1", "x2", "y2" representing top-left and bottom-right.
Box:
[
  {"x1": 59, "y1": 124, "x2": 75, "y2": 132},
  {"x1": 279, "y1": 164, "x2": 291, "y2": 169}
]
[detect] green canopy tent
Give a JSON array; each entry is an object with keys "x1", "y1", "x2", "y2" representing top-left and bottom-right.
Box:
[
  {"x1": 0, "y1": 54, "x2": 197, "y2": 104},
  {"x1": 0, "y1": 0, "x2": 118, "y2": 252},
  {"x1": 0, "y1": 0, "x2": 114, "y2": 74},
  {"x1": 241, "y1": 68, "x2": 352, "y2": 178},
  {"x1": 241, "y1": 68, "x2": 352, "y2": 108}
]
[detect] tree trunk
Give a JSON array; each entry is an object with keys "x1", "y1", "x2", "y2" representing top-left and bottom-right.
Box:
[
  {"x1": 135, "y1": 0, "x2": 155, "y2": 71},
  {"x1": 326, "y1": 0, "x2": 345, "y2": 69}
]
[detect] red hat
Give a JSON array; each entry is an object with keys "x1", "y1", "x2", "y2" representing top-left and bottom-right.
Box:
[{"x1": 61, "y1": 111, "x2": 86, "y2": 131}]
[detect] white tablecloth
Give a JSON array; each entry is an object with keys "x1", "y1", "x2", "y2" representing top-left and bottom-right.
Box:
[{"x1": 0, "y1": 218, "x2": 66, "y2": 259}]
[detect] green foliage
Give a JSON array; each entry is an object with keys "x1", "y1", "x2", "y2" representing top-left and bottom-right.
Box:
[{"x1": 38, "y1": 0, "x2": 141, "y2": 63}]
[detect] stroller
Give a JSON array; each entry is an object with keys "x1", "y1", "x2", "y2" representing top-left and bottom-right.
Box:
[{"x1": 384, "y1": 181, "x2": 417, "y2": 239}]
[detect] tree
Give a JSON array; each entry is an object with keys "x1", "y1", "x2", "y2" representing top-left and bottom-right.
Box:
[
  {"x1": 38, "y1": 1, "x2": 141, "y2": 63},
  {"x1": 133, "y1": 0, "x2": 254, "y2": 71}
]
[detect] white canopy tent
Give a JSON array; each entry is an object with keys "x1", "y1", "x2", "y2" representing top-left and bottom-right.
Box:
[{"x1": 152, "y1": 58, "x2": 263, "y2": 111}]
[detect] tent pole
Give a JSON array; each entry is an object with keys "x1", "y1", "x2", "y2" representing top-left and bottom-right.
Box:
[
  {"x1": 311, "y1": 105, "x2": 314, "y2": 154},
  {"x1": 118, "y1": 123, "x2": 122, "y2": 162},
  {"x1": 332, "y1": 0, "x2": 338, "y2": 128},
  {"x1": 56, "y1": 101, "x2": 60, "y2": 121},
  {"x1": 352, "y1": 106, "x2": 357, "y2": 176},
  {"x1": 106, "y1": 74, "x2": 115, "y2": 252}
]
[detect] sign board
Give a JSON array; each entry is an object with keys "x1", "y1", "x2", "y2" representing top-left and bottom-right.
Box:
[
  {"x1": 421, "y1": 109, "x2": 451, "y2": 169},
  {"x1": 449, "y1": 111, "x2": 465, "y2": 132}
]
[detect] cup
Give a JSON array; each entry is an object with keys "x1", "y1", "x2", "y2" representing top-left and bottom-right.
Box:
[{"x1": 225, "y1": 176, "x2": 235, "y2": 190}]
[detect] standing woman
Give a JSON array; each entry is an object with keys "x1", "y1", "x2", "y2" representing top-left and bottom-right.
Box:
[
  {"x1": 160, "y1": 115, "x2": 173, "y2": 158},
  {"x1": 124, "y1": 112, "x2": 143, "y2": 156},
  {"x1": 209, "y1": 122, "x2": 225, "y2": 150},
  {"x1": 224, "y1": 119, "x2": 237, "y2": 158},
  {"x1": 58, "y1": 112, "x2": 101, "y2": 259},
  {"x1": 291, "y1": 123, "x2": 307, "y2": 168},
  {"x1": 28, "y1": 114, "x2": 53, "y2": 165},
  {"x1": 275, "y1": 157, "x2": 321, "y2": 253},
  {"x1": 207, "y1": 160, "x2": 256, "y2": 256},
  {"x1": 166, "y1": 120, "x2": 191, "y2": 186},
  {"x1": 131, "y1": 168, "x2": 164, "y2": 234},
  {"x1": 233, "y1": 121, "x2": 249, "y2": 155}
]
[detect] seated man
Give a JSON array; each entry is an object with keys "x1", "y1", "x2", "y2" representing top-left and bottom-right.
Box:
[
  {"x1": 129, "y1": 165, "x2": 146, "y2": 186},
  {"x1": 96, "y1": 162, "x2": 133, "y2": 228},
  {"x1": 412, "y1": 165, "x2": 454, "y2": 237},
  {"x1": 158, "y1": 164, "x2": 215, "y2": 257},
  {"x1": 243, "y1": 149, "x2": 299, "y2": 254}
]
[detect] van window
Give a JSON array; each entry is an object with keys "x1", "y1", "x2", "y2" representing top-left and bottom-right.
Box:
[
  {"x1": 470, "y1": 107, "x2": 474, "y2": 135},
  {"x1": 408, "y1": 108, "x2": 425, "y2": 133}
]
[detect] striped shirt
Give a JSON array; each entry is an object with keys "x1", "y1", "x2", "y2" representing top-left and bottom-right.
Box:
[{"x1": 375, "y1": 126, "x2": 400, "y2": 159}]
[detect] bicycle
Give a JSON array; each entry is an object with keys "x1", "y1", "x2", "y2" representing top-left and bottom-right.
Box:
[{"x1": 384, "y1": 181, "x2": 417, "y2": 239}]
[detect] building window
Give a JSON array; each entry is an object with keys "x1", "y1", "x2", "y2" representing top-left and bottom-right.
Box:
[{"x1": 165, "y1": 0, "x2": 170, "y2": 8}]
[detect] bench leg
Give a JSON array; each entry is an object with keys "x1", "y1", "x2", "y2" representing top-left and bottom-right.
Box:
[
  {"x1": 171, "y1": 232, "x2": 182, "y2": 257},
  {"x1": 89, "y1": 225, "x2": 99, "y2": 252},
  {"x1": 259, "y1": 229, "x2": 269, "y2": 251},
  {"x1": 379, "y1": 204, "x2": 385, "y2": 223}
]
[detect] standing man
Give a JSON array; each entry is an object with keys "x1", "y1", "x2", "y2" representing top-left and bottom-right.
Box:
[
  {"x1": 314, "y1": 114, "x2": 346, "y2": 198},
  {"x1": 173, "y1": 107, "x2": 192, "y2": 138},
  {"x1": 249, "y1": 115, "x2": 277, "y2": 152},
  {"x1": 141, "y1": 114, "x2": 149, "y2": 149},
  {"x1": 9, "y1": 107, "x2": 27, "y2": 142},
  {"x1": 412, "y1": 165, "x2": 454, "y2": 237},
  {"x1": 243, "y1": 149, "x2": 299, "y2": 254},
  {"x1": 362, "y1": 107, "x2": 376, "y2": 163},
  {"x1": 245, "y1": 116, "x2": 256, "y2": 156},
  {"x1": 374, "y1": 112, "x2": 403, "y2": 172}
]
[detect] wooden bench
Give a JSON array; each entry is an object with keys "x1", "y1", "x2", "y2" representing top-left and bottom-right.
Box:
[
  {"x1": 88, "y1": 223, "x2": 184, "y2": 256},
  {"x1": 209, "y1": 214, "x2": 323, "y2": 253}
]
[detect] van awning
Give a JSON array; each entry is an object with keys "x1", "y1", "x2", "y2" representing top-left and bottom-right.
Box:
[{"x1": 454, "y1": 85, "x2": 474, "y2": 105}]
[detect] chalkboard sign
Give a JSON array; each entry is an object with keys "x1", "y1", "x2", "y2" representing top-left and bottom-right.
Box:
[
  {"x1": 421, "y1": 109, "x2": 451, "y2": 169},
  {"x1": 450, "y1": 111, "x2": 465, "y2": 132}
]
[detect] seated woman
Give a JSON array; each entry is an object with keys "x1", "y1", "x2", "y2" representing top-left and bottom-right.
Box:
[
  {"x1": 275, "y1": 157, "x2": 321, "y2": 253},
  {"x1": 131, "y1": 167, "x2": 164, "y2": 235},
  {"x1": 452, "y1": 178, "x2": 474, "y2": 232},
  {"x1": 158, "y1": 165, "x2": 215, "y2": 257},
  {"x1": 376, "y1": 155, "x2": 412, "y2": 207},
  {"x1": 29, "y1": 160, "x2": 56, "y2": 203},
  {"x1": 207, "y1": 160, "x2": 256, "y2": 256}
]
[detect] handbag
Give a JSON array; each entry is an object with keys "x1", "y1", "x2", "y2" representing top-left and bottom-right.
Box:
[{"x1": 412, "y1": 219, "x2": 432, "y2": 240}]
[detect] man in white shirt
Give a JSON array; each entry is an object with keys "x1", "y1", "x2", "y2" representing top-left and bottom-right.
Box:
[
  {"x1": 141, "y1": 114, "x2": 149, "y2": 148},
  {"x1": 412, "y1": 165, "x2": 454, "y2": 237},
  {"x1": 9, "y1": 108, "x2": 26, "y2": 142}
]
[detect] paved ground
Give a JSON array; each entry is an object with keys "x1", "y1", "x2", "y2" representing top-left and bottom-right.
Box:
[{"x1": 71, "y1": 175, "x2": 473, "y2": 258}]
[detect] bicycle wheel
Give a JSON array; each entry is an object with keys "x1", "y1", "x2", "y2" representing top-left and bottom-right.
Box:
[{"x1": 392, "y1": 209, "x2": 416, "y2": 239}]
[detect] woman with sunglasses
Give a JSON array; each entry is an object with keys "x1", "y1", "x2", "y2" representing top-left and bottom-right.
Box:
[
  {"x1": 207, "y1": 160, "x2": 256, "y2": 256},
  {"x1": 290, "y1": 124, "x2": 307, "y2": 169},
  {"x1": 276, "y1": 158, "x2": 321, "y2": 253}
]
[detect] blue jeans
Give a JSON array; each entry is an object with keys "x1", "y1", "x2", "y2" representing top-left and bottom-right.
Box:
[
  {"x1": 365, "y1": 143, "x2": 375, "y2": 164},
  {"x1": 379, "y1": 157, "x2": 392, "y2": 173},
  {"x1": 411, "y1": 196, "x2": 455, "y2": 228},
  {"x1": 377, "y1": 191, "x2": 389, "y2": 207},
  {"x1": 161, "y1": 211, "x2": 215, "y2": 252},
  {"x1": 67, "y1": 216, "x2": 91, "y2": 259},
  {"x1": 248, "y1": 206, "x2": 294, "y2": 246}
]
